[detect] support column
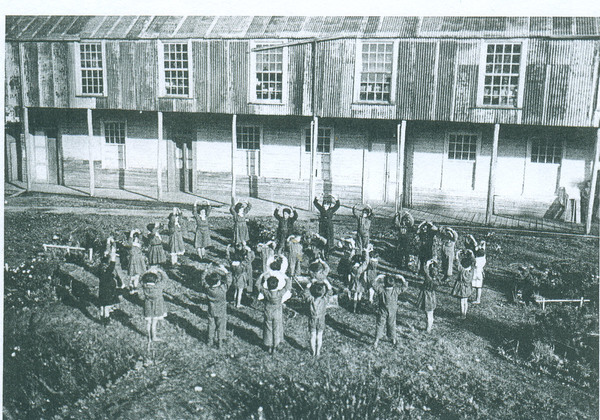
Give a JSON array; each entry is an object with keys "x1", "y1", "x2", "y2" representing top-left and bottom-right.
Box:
[
  {"x1": 86, "y1": 109, "x2": 95, "y2": 197},
  {"x1": 231, "y1": 114, "x2": 237, "y2": 200},
  {"x1": 586, "y1": 128, "x2": 600, "y2": 234},
  {"x1": 309, "y1": 116, "x2": 318, "y2": 208},
  {"x1": 157, "y1": 111, "x2": 163, "y2": 201},
  {"x1": 395, "y1": 120, "x2": 407, "y2": 213},
  {"x1": 486, "y1": 123, "x2": 500, "y2": 225},
  {"x1": 22, "y1": 107, "x2": 33, "y2": 190}
]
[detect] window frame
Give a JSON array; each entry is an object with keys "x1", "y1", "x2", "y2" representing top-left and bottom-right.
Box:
[
  {"x1": 303, "y1": 126, "x2": 334, "y2": 155},
  {"x1": 249, "y1": 40, "x2": 289, "y2": 104},
  {"x1": 236, "y1": 125, "x2": 263, "y2": 151},
  {"x1": 100, "y1": 120, "x2": 127, "y2": 170},
  {"x1": 75, "y1": 41, "x2": 107, "y2": 97},
  {"x1": 102, "y1": 120, "x2": 127, "y2": 146},
  {"x1": 353, "y1": 39, "x2": 398, "y2": 105},
  {"x1": 527, "y1": 137, "x2": 565, "y2": 165},
  {"x1": 476, "y1": 39, "x2": 528, "y2": 109},
  {"x1": 158, "y1": 40, "x2": 194, "y2": 99},
  {"x1": 441, "y1": 131, "x2": 482, "y2": 191}
]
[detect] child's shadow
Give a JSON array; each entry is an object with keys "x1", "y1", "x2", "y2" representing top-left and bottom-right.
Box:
[
  {"x1": 165, "y1": 312, "x2": 205, "y2": 343},
  {"x1": 111, "y1": 308, "x2": 146, "y2": 336},
  {"x1": 325, "y1": 314, "x2": 373, "y2": 344}
]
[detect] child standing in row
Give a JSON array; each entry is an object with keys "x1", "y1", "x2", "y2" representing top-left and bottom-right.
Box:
[
  {"x1": 202, "y1": 265, "x2": 232, "y2": 348},
  {"x1": 127, "y1": 230, "x2": 146, "y2": 293},
  {"x1": 193, "y1": 200, "x2": 212, "y2": 260},
  {"x1": 373, "y1": 274, "x2": 408, "y2": 348},
  {"x1": 353, "y1": 204, "x2": 373, "y2": 250},
  {"x1": 231, "y1": 197, "x2": 252, "y2": 246},
  {"x1": 256, "y1": 272, "x2": 292, "y2": 354},
  {"x1": 168, "y1": 208, "x2": 186, "y2": 266},
  {"x1": 274, "y1": 207, "x2": 298, "y2": 253},
  {"x1": 417, "y1": 221, "x2": 438, "y2": 274},
  {"x1": 304, "y1": 279, "x2": 333, "y2": 357},
  {"x1": 287, "y1": 234, "x2": 303, "y2": 280},
  {"x1": 466, "y1": 235, "x2": 487, "y2": 304},
  {"x1": 313, "y1": 196, "x2": 341, "y2": 260},
  {"x1": 257, "y1": 240, "x2": 277, "y2": 274},
  {"x1": 141, "y1": 266, "x2": 168, "y2": 343},
  {"x1": 98, "y1": 253, "x2": 121, "y2": 325},
  {"x1": 451, "y1": 249, "x2": 476, "y2": 319},
  {"x1": 147, "y1": 223, "x2": 166, "y2": 266},
  {"x1": 349, "y1": 252, "x2": 369, "y2": 313},
  {"x1": 394, "y1": 211, "x2": 414, "y2": 270},
  {"x1": 417, "y1": 259, "x2": 438, "y2": 332},
  {"x1": 440, "y1": 227, "x2": 458, "y2": 282}
]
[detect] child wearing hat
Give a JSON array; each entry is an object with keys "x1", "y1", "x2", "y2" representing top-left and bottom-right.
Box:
[
  {"x1": 202, "y1": 265, "x2": 232, "y2": 348},
  {"x1": 230, "y1": 197, "x2": 252, "y2": 246},
  {"x1": 417, "y1": 259, "x2": 439, "y2": 332},
  {"x1": 168, "y1": 207, "x2": 185, "y2": 265},
  {"x1": 274, "y1": 206, "x2": 298, "y2": 253},
  {"x1": 313, "y1": 196, "x2": 341, "y2": 260},
  {"x1": 373, "y1": 274, "x2": 408, "y2": 348},
  {"x1": 353, "y1": 204, "x2": 373, "y2": 251},
  {"x1": 452, "y1": 249, "x2": 476, "y2": 319},
  {"x1": 141, "y1": 266, "x2": 169, "y2": 343},
  {"x1": 147, "y1": 223, "x2": 166, "y2": 266},
  {"x1": 193, "y1": 200, "x2": 212, "y2": 260},
  {"x1": 439, "y1": 227, "x2": 458, "y2": 282},
  {"x1": 256, "y1": 272, "x2": 292, "y2": 354},
  {"x1": 304, "y1": 279, "x2": 333, "y2": 357},
  {"x1": 394, "y1": 211, "x2": 414, "y2": 270}
]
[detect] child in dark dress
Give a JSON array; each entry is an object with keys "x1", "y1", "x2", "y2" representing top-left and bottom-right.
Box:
[
  {"x1": 313, "y1": 196, "x2": 341, "y2": 260},
  {"x1": 141, "y1": 267, "x2": 168, "y2": 343},
  {"x1": 372, "y1": 274, "x2": 408, "y2": 348},
  {"x1": 416, "y1": 221, "x2": 439, "y2": 274},
  {"x1": 417, "y1": 259, "x2": 439, "y2": 332},
  {"x1": 202, "y1": 265, "x2": 232, "y2": 348},
  {"x1": 193, "y1": 200, "x2": 212, "y2": 260},
  {"x1": 274, "y1": 207, "x2": 298, "y2": 253},
  {"x1": 127, "y1": 230, "x2": 146, "y2": 293},
  {"x1": 452, "y1": 249, "x2": 476, "y2": 319},
  {"x1": 304, "y1": 279, "x2": 333, "y2": 357},
  {"x1": 147, "y1": 223, "x2": 166, "y2": 266},
  {"x1": 394, "y1": 211, "x2": 414, "y2": 270},
  {"x1": 98, "y1": 254, "x2": 121, "y2": 325},
  {"x1": 230, "y1": 197, "x2": 252, "y2": 246},
  {"x1": 353, "y1": 204, "x2": 373, "y2": 251}
]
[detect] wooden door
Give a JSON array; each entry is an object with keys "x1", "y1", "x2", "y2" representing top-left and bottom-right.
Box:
[
  {"x1": 174, "y1": 140, "x2": 192, "y2": 192},
  {"x1": 366, "y1": 143, "x2": 387, "y2": 201}
]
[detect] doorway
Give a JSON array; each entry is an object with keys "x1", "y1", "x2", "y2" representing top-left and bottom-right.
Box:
[
  {"x1": 32, "y1": 129, "x2": 61, "y2": 184},
  {"x1": 365, "y1": 141, "x2": 397, "y2": 203}
]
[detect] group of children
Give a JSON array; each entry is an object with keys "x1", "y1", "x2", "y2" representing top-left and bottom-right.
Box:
[{"x1": 95, "y1": 194, "x2": 487, "y2": 355}]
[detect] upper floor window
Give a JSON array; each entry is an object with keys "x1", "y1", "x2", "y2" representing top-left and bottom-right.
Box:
[
  {"x1": 448, "y1": 133, "x2": 477, "y2": 161},
  {"x1": 531, "y1": 138, "x2": 562, "y2": 164},
  {"x1": 236, "y1": 126, "x2": 261, "y2": 150},
  {"x1": 79, "y1": 43, "x2": 105, "y2": 96},
  {"x1": 104, "y1": 122, "x2": 126, "y2": 145},
  {"x1": 355, "y1": 41, "x2": 396, "y2": 103},
  {"x1": 161, "y1": 42, "x2": 191, "y2": 97},
  {"x1": 479, "y1": 42, "x2": 524, "y2": 107},
  {"x1": 304, "y1": 128, "x2": 332, "y2": 153},
  {"x1": 252, "y1": 43, "x2": 285, "y2": 102}
]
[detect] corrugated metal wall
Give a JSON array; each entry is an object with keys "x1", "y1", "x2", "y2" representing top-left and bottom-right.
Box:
[{"x1": 6, "y1": 37, "x2": 600, "y2": 127}]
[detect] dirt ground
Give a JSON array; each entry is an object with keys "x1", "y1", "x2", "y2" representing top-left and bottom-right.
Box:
[{"x1": 3, "y1": 199, "x2": 599, "y2": 419}]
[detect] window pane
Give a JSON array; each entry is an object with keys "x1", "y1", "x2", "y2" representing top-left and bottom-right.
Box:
[
  {"x1": 254, "y1": 44, "x2": 284, "y2": 101},
  {"x1": 80, "y1": 43, "x2": 104, "y2": 94},
  {"x1": 359, "y1": 42, "x2": 394, "y2": 103},
  {"x1": 163, "y1": 43, "x2": 190, "y2": 96},
  {"x1": 531, "y1": 138, "x2": 562, "y2": 164},
  {"x1": 482, "y1": 43, "x2": 521, "y2": 107}
]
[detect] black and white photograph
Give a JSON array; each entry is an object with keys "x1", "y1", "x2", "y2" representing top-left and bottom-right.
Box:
[{"x1": 3, "y1": 9, "x2": 600, "y2": 419}]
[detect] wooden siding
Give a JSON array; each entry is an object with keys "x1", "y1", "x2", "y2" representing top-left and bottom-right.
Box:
[{"x1": 6, "y1": 38, "x2": 600, "y2": 127}]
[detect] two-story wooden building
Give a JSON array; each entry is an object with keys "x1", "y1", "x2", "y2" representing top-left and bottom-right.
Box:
[{"x1": 5, "y1": 16, "x2": 600, "y2": 231}]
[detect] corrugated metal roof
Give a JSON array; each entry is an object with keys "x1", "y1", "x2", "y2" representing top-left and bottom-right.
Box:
[{"x1": 6, "y1": 16, "x2": 600, "y2": 41}]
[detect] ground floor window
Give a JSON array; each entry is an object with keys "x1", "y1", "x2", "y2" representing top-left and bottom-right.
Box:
[
  {"x1": 530, "y1": 138, "x2": 562, "y2": 164},
  {"x1": 442, "y1": 132, "x2": 480, "y2": 191},
  {"x1": 236, "y1": 126, "x2": 261, "y2": 150}
]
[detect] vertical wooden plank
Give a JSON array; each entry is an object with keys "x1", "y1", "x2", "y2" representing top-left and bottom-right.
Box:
[
  {"x1": 120, "y1": 42, "x2": 136, "y2": 109},
  {"x1": 586, "y1": 128, "x2": 600, "y2": 234},
  {"x1": 486, "y1": 123, "x2": 500, "y2": 224},
  {"x1": 22, "y1": 107, "x2": 32, "y2": 189},
  {"x1": 51, "y1": 43, "x2": 69, "y2": 108},
  {"x1": 157, "y1": 111, "x2": 163, "y2": 201},
  {"x1": 310, "y1": 117, "x2": 318, "y2": 207},
  {"x1": 22, "y1": 43, "x2": 40, "y2": 107},
  {"x1": 396, "y1": 120, "x2": 407, "y2": 212},
  {"x1": 37, "y1": 42, "x2": 55, "y2": 107},
  {"x1": 105, "y1": 41, "x2": 122, "y2": 109},
  {"x1": 87, "y1": 109, "x2": 95, "y2": 196},
  {"x1": 231, "y1": 114, "x2": 237, "y2": 200}
]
